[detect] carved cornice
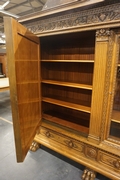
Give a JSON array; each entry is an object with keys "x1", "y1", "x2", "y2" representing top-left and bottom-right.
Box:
[{"x1": 23, "y1": 3, "x2": 120, "y2": 36}]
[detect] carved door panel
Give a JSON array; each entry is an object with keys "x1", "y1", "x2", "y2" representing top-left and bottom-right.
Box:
[{"x1": 4, "y1": 17, "x2": 41, "y2": 162}]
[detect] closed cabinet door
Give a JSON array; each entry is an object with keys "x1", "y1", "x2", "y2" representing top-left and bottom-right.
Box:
[
  {"x1": 101, "y1": 32, "x2": 120, "y2": 145},
  {"x1": 109, "y1": 36, "x2": 120, "y2": 142},
  {"x1": 4, "y1": 17, "x2": 42, "y2": 162}
]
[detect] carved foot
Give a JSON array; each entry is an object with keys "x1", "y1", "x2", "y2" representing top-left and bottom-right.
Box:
[
  {"x1": 81, "y1": 168, "x2": 96, "y2": 180},
  {"x1": 30, "y1": 141, "x2": 40, "y2": 152}
]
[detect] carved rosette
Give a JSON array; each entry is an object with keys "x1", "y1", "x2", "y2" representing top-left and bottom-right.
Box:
[{"x1": 85, "y1": 146, "x2": 97, "y2": 160}]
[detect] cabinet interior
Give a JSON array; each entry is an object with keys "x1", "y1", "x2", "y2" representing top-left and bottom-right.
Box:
[{"x1": 40, "y1": 31, "x2": 95, "y2": 135}]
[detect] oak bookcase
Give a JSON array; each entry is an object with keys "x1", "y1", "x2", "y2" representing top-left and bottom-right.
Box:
[{"x1": 4, "y1": 1, "x2": 120, "y2": 179}]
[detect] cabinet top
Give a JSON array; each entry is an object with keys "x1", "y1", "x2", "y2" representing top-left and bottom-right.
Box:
[{"x1": 18, "y1": 0, "x2": 120, "y2": 37}]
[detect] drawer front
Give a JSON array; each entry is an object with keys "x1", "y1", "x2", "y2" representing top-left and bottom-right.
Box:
[
  {"x1": 40, "y1": 127, "x2": 84, "y2": 154},
  {"x1": 98, "y1": 151, "x2": 120, "y2": 171}
]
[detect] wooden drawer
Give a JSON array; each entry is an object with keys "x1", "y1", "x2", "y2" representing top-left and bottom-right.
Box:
[
  {"x1": 40, "y1": 126, "x2": 85, "y2": 154},
  {"x1": 98, "y1": 151, "x2": 120, "y2": 171}
]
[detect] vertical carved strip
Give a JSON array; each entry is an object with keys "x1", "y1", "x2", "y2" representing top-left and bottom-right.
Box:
[
  {"x1": 89, "y1": 29, "x2": 112, "y2": 143},
  {"x1": 101, "y1": 34, "x2": 120, "y2": 142}
]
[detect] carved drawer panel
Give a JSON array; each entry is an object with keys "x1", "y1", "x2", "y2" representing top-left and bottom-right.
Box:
[
  {"x1": 98, "y1": 151, "x2": 120, "y2": 171},
  {"x1": 40, "y1": 126, "x2": 84, "y2": 154}
]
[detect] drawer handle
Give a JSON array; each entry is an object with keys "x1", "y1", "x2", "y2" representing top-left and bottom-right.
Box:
[
  {"x1": 113, "y1": 160, "x2": 120, "y2": 169},
  {"x1": 68, "y1": 140, "x2": 74, "y2": 148},
  {"x1": 45, "y1": 131, "x2": 51, "y2": 138}
]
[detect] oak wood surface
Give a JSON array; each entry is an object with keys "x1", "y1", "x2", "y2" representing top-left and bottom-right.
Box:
[
  {"x1": 4, "y1": 17, "x2": 41, "y2": 162},
  {"x1": 41, "y1": 60, "x2": 94, "y2": 62},
  {"x1": 89, "y1": 40, "x2": 111, "y2": 143},
  {"x1": 43, "y1": 113, "x2": 89, "y2": 134},
  {"x1": 4, "y1": 15, "x2": 120, "y2": 180},
  {"x1": 41, "y1": 62, "x2": 93, "y2": 85},
  {"x1": 42, "y1": 97, "x2": 91, "y2": 113},
  {"x1": 42, "y1": 80, "x2": 92, "y2": 90}
]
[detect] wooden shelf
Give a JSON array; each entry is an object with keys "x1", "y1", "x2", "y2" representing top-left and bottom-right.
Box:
[
  {"x1": 111, "y1": 110, "x2": 120, "y2": 123},
  {"x1": 41, "y1": 60, "x2": 94, "y2": 63},
  {"x1": 42, "y1": 80, "x2": 92, "y2": 90},
  {"x1": 42, "y1": 97, "x2": 91, "y2": 113},
  {"x1": 43, "y1": 113, "x2": 89, "y2": 134}
]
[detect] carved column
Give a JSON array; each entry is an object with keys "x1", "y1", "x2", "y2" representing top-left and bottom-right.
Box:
[{"x1": 88, "y1": 29, "x2": 115, "y2": 144}]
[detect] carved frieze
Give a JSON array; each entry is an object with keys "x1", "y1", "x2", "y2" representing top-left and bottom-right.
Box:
[
  {"x1": 39, "y1": 126, "x2": 120, "y2": 171},
  {"x1": 23, "y1": 3, "x2": 120, "y2": 35},
  {"x1": 98, "y1": 151, "x2": 120, "y2": 170}
]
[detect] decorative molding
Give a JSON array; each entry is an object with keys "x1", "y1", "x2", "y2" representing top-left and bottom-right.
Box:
[
  {"x1": 100, "y1": 30, "x2": 115, "y2": 141},
  {"x1": 100, "y1": 31, "x2": 120, "y2": 146},
  {"x1": 40, "y1": 126, "x2": 120, "y2": 169},
  {"x1": 96, "y1": 29, "x2": 111, "y2": 41},
  {"x1": 106, "y1": 38, "x2": 120, "y2": 143},
  {"x1": 23, "y1": 3, "x2": 120, "y2": 35},
  {"x1": 85, "y1": 145, "x2": 97, "y2": 160},
  {"x1": 113, "y1": 160, "x2": 120, "y2": 169},
  {"x1": 98, "y1": 151, "x2": 120, "y2": 170}
]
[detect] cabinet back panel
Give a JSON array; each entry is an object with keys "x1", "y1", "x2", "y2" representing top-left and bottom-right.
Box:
[
  {"x1": 42, "y1": 84, "x2": 92, "y2": 107},
  {"x1": 42, "y1": 62, "x2": 93, "y2": 85},
  {"x1": 41, "y1": 44, "x2": 95, "y2": 60},
  {"x1": 41, "y1": 31, "x2": 95, "y2": 60},
  {"x1": 42, "y1": 102, "x2": 90, "y2": 128}
]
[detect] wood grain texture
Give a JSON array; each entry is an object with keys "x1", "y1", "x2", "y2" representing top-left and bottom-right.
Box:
[
  {"x1": 4, "y1": 17, "x2": 41, "y2": 162},
  {"x1": 89, "y1": 39, "x2": 110, "y2": 143},
  {"x1": 5, "y1": 14, "x2": 120, "y2": 180}
]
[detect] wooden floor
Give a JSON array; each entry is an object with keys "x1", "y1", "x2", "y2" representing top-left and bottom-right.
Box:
[{"x1": 0, "y1": 77, "x2": 9, "y2": 92}]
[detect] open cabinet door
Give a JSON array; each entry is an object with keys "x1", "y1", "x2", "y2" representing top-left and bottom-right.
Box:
[{"x1": 4, "y1": 17, "x2": 41, "y2": 162}]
